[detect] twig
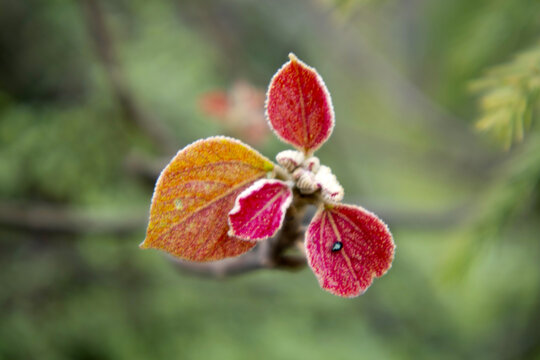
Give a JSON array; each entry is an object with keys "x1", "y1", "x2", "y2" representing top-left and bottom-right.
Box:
[
  {"x1": 79, "y1": 0, "x2": 178, "y2": 155},
  {"x1": 171, "y1": 246, "x2": 306, "y2": 279}
]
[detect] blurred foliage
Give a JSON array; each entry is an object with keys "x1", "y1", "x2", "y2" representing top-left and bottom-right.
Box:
[
  {"x1": 0, "y1": 105, "x2": 127, "y2": 203},
  {"x1": 1, "y1": 0, "x2": 540, "y2": 359},
  {"x1": 471, "y1": 43, "x2": 540, "y2": 148}
]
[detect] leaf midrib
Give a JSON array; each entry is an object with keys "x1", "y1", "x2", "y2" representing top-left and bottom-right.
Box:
[{"x1": 173, "y1": 172, "x2": 266, "y2": 226}]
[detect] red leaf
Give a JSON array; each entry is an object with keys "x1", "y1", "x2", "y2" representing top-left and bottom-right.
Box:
[
  {"x1": 141, "y1": 137, "x2": 274, "y2": 261},
  {"x1": 228, "y1": 179, "x2": 292, "y2": 240},
  {"x1": 266, "y1": 53, "x2": 335, "y2": 154},
  {"x1": 305, "y1": 204, "x2": 395, "y2": 297}
]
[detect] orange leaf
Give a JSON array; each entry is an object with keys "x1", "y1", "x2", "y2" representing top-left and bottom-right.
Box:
[{"x1": 141, "y1": 137, "x2": 274, "y2": 261}]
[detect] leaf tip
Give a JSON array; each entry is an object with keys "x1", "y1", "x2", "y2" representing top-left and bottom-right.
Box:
[
  {"x1": 139, "y1": 239, "x2": 150, "y2": 249},
  {"x1": 288, "y1": 52, "x2": 299, "y2": 63},
  {"x1": 264, "y1": 161, "x2": 275, "y2": 172}
]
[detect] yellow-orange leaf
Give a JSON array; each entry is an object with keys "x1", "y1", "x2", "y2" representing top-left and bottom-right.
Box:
[{"x1": 141, "y1": 136, "x2": 274, "y2": 261}]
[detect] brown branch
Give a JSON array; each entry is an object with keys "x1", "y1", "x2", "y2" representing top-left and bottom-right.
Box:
[
  {"x1": 79, "y1": 0, "x2": 178, "y2": 155},
  {"x1": 171, "y1": 244, "x2": 306, "y2": 279},
  {"x1": 0, "y1": 202, "x2": 146, "y2": 236}
]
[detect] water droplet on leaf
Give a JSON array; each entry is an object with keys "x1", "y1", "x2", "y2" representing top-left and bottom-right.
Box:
[{"x1": 174, "y1": 199, "x2": 183, "y2": 209}]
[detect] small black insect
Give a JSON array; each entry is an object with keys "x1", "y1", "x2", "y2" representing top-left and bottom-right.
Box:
[{"x1": 331, "y1": 241, "x2": 343, "y2": 252}]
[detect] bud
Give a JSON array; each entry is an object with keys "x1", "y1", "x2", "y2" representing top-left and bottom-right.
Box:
[
  {"x1": 293, "y1": 168, "x2": 319, "y2": 194},
  {"x1": 315, "y1": 165, "x2": 344, "y2": 202},
  {"x1": 276, "y1": 150, "x2": 305, "y2": 173},
  {"x1": 304, "y1": 156, "x2": 320, "y2": 173}
]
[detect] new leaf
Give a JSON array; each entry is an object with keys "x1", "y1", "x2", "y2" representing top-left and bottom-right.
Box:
[
  {"x1": 228, "y1": 179, "x2": 292, "y2": 241},
  {"x1": 266, "y1": 53, "x2": 335, "y2": 154}
]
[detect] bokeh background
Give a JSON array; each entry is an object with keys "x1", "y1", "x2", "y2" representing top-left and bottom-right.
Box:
[{"x1": 2, "y1": 0, "x2": 540, "y2": 359}]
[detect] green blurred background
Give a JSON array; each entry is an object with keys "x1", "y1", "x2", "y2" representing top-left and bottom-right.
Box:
[{"x1": 1, "y1": 0, "x2": 540, "y2": 359}]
